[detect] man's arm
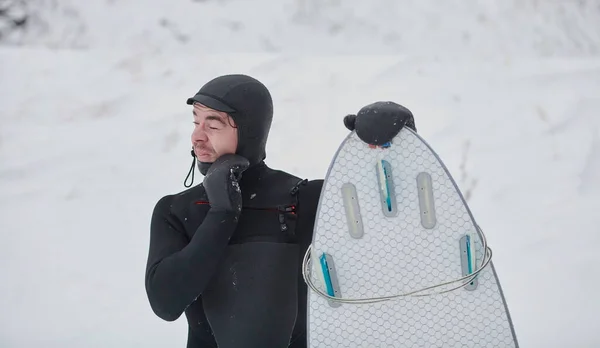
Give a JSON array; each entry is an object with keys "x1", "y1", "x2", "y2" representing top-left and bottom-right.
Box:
[
  {"x1": 145, "y1": 154, "x2": 249, "y2": 322},
  {"x1": 145, "y1": 194, "x2": 239, "y2": 321}
]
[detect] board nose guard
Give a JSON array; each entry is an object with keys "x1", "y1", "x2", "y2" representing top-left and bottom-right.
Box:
[
  {"x1": 344, "y1": 101, "x2": 417, "y2": 146},
  {"x1": 202, "y1": 242, "x2": 299, "y2": 348},
  {"x1": 343, "y1": 114, "x2": 357, "y2": 131}
]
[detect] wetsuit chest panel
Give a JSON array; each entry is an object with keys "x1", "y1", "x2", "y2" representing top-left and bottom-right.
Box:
[
  {"x1": 232, "y1": 204, "x2": 297, "y2": 244},
  {"x1": 233, "y1": 174, "x2": 301, "y2": 244},
  {"x1": 181, "y1": 172, "x2": 301, "y2": 244},
  {"x1": 183, "y1": 194, "x2": 298, "y2": 244}
]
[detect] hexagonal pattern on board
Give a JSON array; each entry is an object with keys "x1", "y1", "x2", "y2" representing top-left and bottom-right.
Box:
[{"x1": 307, "y1": 129, "x2": 518, "y2": 348}]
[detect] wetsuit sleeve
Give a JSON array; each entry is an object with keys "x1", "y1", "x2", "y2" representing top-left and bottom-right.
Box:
[
  {"x1": 145, "y1": 194, "x2": 239, "y2": 322},
  {"x1": 289, "y1": 179, "x2": 324, "y2": 348}
]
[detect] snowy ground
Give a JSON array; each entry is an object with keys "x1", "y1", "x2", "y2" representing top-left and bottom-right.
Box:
[{"x1": 2, "y1": 1, "x2": 600, "y2": 348}]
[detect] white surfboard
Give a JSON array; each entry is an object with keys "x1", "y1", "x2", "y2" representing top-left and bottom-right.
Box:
[{"x1": 304, "y1": 127, "x2": 519, "y2": 348}]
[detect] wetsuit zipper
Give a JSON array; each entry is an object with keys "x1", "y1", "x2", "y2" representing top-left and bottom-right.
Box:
[{"x1": 194, "y1": 201, "x2": 296, "y2": 232}]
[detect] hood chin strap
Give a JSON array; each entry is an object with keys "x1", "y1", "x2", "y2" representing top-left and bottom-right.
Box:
[
  {"x1": 184, "y1": 148, "x2": 215, "y2": 188},
  {"x1": 184, "y1": 149, "x2": 196, "y2": 188}
]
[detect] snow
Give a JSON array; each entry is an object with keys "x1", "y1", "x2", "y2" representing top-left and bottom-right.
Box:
[
  {"x1": 1, "y1": 1, "x2": 600, "y2": 347},
  {"x1": 4, "y1": 0, "x2": 600, "y2": 57}
]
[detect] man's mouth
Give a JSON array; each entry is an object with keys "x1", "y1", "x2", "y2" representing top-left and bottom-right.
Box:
[
  {"x1": 194, "y1": 145, "x2": 210, "y2": 152},
  {"x1": 194, "y1": 148, "x2": 213, "y2": 157}
]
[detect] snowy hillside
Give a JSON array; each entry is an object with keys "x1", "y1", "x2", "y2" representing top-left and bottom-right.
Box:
[
  {"x1": 1, "y1": 1, "x2": 600, "y2": 348},
  {"x1": 2, "y1": 0, "x2": 600, "y2": 57}
]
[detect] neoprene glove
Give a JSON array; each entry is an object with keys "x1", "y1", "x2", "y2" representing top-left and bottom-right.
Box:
[{"x1": 202, "y1": 154, "x2": 250, "y2": 213}]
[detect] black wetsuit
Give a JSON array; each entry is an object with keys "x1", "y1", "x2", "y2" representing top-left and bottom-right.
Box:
[{"x1": 145, "y1": 161, "x2": 323, "y2": 347}]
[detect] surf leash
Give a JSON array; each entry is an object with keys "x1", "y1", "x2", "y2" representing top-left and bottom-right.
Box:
[{"x1": 301, "y1": 224, "x2": 493, "y2": 304}]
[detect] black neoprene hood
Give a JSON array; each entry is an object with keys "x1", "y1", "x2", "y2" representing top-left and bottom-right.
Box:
[{"x1": 187, "y1": 74, "x2": 274, "y2": 167}]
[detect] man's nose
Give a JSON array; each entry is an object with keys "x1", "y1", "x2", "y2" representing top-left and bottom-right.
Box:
[{"x1": 192, "y1": 124, "x2": 208, "y2": 142}]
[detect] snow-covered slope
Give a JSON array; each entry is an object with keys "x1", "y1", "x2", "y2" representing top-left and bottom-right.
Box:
[
  {"x1": 1, "y1": 1, "x2": 600, "y2": 348},
  {"x1": 3, "y1": 0, "x2": 600, "y2": 57},
  {"x1": 2, "y1": 46, "x2": 600, "y2": 348}
]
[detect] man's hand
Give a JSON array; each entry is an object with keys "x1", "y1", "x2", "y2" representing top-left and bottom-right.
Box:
[{"x1": 202, "y1": 154, "x2": 250, "y2": 213}]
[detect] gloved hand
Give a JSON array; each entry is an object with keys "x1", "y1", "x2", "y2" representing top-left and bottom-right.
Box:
[{"x1": 202, "y1": 154, "x2": 250, "y2": 213}]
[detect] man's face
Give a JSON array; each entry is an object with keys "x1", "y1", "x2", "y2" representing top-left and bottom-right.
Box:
[{"x1": 191, "y1": 103, "x2": 238, "y2": 163}]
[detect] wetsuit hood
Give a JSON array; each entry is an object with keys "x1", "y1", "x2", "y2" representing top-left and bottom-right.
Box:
[{"x1": 186, "y1": 74, "x2": 274, "y2": 179}]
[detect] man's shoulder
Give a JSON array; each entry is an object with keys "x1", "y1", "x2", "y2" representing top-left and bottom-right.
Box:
[
  {"x1": 293, "y1": 178, "x2": 323, "y2": 243},
  {"x1": 295, "y1": 178, "x2": 324, "y2": 211},
  {"x1": 297, "y1": 178, "x2": 323, "y2": 197},
  {"x1": 260, "y1": 166, "x2": 306, "y2": 195},
  {"x1": 263, "y1": 165, "x2": 301, "y2": 182},
  {"x1": 261, "y1": 165, "x2": 324, "y2": 209},
  {"x1": 305, "y1": 179, "x2": 324, "y2": 189},
  {"x1": 264, "y1": 164, "x2": 323, "y2": 190}
]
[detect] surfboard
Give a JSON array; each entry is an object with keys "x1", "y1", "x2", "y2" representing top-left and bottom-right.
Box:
[{"x1": 303, "y1": 107, "x2": 519, "y2": 348}]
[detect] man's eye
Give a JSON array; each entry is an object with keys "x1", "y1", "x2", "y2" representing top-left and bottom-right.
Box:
[{"x1": 207, "y1": 121, "x2": 223, "y2": 129}]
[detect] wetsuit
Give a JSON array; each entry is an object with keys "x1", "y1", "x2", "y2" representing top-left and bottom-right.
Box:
[
  {"x1": 145, "y1": 162, "x2": 323, "y2": 347},
  {"x1": 145, "y1": 74, "x2": 323, "y2": 347}
]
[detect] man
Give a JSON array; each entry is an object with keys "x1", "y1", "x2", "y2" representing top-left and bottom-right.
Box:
[{"x1": 145, "y1": 74, "x2": 323, "y2": 348}]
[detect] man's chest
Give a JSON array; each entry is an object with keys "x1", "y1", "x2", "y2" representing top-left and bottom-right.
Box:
[{"x1": 180, "y1": 187, "x2": 300, "y2": 244}]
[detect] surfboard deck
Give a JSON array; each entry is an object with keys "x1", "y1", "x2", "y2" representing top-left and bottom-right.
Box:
[{"x1": 305, "y1": 127, "x2": 519, "y2": 348}]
